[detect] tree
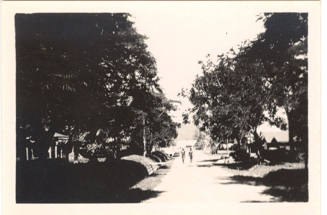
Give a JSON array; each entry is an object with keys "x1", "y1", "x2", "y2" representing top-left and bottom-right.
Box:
[
  {"x1": 194, "y1": 131, "x2": 206, "y2": 150},
  {"x1": 183, "y1": 13, "x2": 307, "y2": 166},
  {"x1": 135, "y1": 92, "x2": 179, "y2": 154},
  {"x1": 187, "y1": 49, "x2": 267, "y2": 147},
  {"x1": 247, "y1": 13, "x2": 308, "y2": 157},
  {"x1": 16, "y1": 13, "x2": 165, "y2": 159}
]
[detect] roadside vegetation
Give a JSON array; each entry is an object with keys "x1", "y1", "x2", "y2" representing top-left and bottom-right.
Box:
[
  {"x1": 16, "y1": 13, "x2": 179, "y2": 162},
  {"x1": 16, "y1": 13, "x2": 179, "y2": 202},
  {"x1": 15, "y1": 13, "x2": 309, "y2": 203},
  {"x1": 181, "y1": 13, "x2": 308, "y2": 202},
  {"x1": 182, "y1": 13, "x2": 308, "y2": 167}
]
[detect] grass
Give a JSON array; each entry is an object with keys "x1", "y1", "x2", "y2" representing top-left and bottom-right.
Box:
[
  {"x1": 229, "y1": 162, "x2": 305, "y2": 177},
  {"x1": 131, "y1": 159, "x2": 173, "y2": 192},
  {"x1": 221, "y1": 162, "x2": 308, "y2": 202}
]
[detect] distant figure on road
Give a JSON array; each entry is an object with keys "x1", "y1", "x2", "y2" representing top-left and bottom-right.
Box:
[
  {"x1": 181, "y1": 148, "x2": 185, "y2": 163},
  {"x1": 189, "y1": 147, "x2": 193, "y2": 163}
]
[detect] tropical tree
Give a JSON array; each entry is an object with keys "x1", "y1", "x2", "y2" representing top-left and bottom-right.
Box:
[
  {"x1": 185, "y1": 13, "x2": 308, "y2": 165},
  {"x1": 130, "y1": 91, "x2": 179, "y2": 154},
  {"x1": 16, "y1": 13, "x2": 167, "y2": 160},
  {"x1": 246, "y1": 13, "x2": 308, "y2": 154},
  {"x1": 188, "y1": 49, "x2": 267, "y2": 147}
]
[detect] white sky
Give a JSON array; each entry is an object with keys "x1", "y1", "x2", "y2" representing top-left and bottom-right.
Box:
[
  {"x1": 130, "y1": 6, "x2": 265, "y2": 123},
  {"x1": 128, "y1": 5, "x2": 288, "y2": 139},
  {"x1": 131, "y1": 6, "x2": 265, "y2": 101}
]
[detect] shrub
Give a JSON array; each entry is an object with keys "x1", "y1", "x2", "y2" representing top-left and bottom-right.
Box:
[
  {"x1": 152, "y1": 151, "x2": 169, "y2": 161},
  {"x1": 121, "y1": 155, "x2": 159, "y2": 175},
  {"x1": 261, "y1": 149, "x2": 303, "y2": 164},
  {"x1": 230, "y1": 149, "x2": 250, "y2": 162},
  {"x1": 147, "y1": 154, "x2": 162, "y2": 162}
]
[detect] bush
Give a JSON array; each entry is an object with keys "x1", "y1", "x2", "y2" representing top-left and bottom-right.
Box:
[
  {"x1": 118, "y1": 148, "x2": 135, "y2": 158},
  {"x1": 152, "y1": 151, "x2": 170, "y2": 161},
  {"x1": 230, "y1": 149, "x2": 250, "y2": 162},
  {"x1": 121, "y1": 155, "x2": 159, "y2": 175},
  {"x1": 261, "y1": 150, "x2": 301, "y2": 164},
  {"x1": 147, "y1": 154, "x2": 162, "y2": 162}
]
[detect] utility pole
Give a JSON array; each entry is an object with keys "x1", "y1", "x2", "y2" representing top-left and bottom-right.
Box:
[{"x1": 143, "y1": 115, "x2": 147, "y2": 156}]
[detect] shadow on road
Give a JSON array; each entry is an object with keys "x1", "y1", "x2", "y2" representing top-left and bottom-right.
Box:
[
  {"x1": 197, "y1": 159, "x2": 220, "y2": 163},
  {"x1": 121, "y1": 189, "x2": 164, "y2": 203},
  {"x1": 196, "y1": 164, "x2": 213, "y2": 168},
  {"x1": 212, "y1": 162, "x2": 256, "y2": 170},
  {"x1": 221, "y1": 168, "x2": 308, "y2": 202}
]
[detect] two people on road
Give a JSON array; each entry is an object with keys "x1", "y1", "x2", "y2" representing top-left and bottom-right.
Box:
[{"x1": 181, "y1": 147, "x2": 193, "y2": 163}]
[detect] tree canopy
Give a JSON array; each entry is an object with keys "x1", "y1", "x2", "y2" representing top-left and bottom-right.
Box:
[
  {"x1": 184, "y1": 13, "x2": 308, "y2": 155},
  {"x1": 248, "y1": 13, "x2": 308, "y2": 147},
  {"x1": 16, "y1": 13, "x2": 178, "y2": 159},
  {"x1": 188, "y1": 48, "x2": 267, "y2": 144}
]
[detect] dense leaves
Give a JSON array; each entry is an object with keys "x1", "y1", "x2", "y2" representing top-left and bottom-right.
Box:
[
  {"x1": 184, "y1": 13, "x2": 308, "y2": 158},
  {"x1": 249, "y1": 13, "x2": 308, "y2": 148},
  {"x1": 188, "y1": 49, "x2": 266, "y2": 144},
  {"x1": 16, "y1": 13, "x2": 178, "y2": 159}
]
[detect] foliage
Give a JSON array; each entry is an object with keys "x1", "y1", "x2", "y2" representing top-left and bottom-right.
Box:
[
  {"x1": 230, "y1": 149, "x2": 250, "y2": 162},
  {"x1": 187, "y1": 48, "x2": 267, "y2": 144},
  {"x1": 16, "y1": 13, "x2": 177, "y2": 159},
  {"x1": 247, "y1": 13, "x2": 308, "y2": 147},
  {"x1": 184, "y1": 13, "x2": 308, "y2": 165},
  {"x1": 194, "y1": 131, "x2": 206, "y2": 150}
]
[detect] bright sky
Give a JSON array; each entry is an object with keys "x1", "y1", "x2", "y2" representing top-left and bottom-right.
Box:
[
  {"x1": 128, "y1": 4, "x2": 288, "y2": 140},
  {"x1": 130, "y1": 6, "x2": 264, "y2": 122},
  {"x1": 131, "y1": 6, "x2": 265, "y2": 101}
]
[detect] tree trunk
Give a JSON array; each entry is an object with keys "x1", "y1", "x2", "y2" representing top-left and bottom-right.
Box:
[
  {"x1": 88, "y1": 127, "x2": 98, "y2": 144},
  {"x1": 235, "y1": 138, "x2": 241, "y2": 151},
  {"x1": 303, "y1": 130, "x2": 308, "y2": 169},
  {"x1": 65, "y1": 135, "x2": 73, "y2": 162},
  {"x1": 143, "y1": 116, "x2": 146, "y2": 156},
  {"x1": 253, "y1": 127, "x2": 263, "y2": 163},
  {"x1": 37, "y1": 127, "x2": 56, "y2": 160},
  {"x1": 286, "y1": 110, "x2": 295, "y2": 151}
]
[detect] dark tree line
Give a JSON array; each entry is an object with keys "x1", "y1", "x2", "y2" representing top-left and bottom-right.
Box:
[
  {"x1": 183, "y1": 13, "x2": 308, "y2": 164},
  {"x1": 16, "y1": 13, "x2": 179, "y2": 161}
]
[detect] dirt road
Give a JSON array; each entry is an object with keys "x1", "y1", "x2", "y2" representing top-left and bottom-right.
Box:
[{"x1": 134, "y1": 150, "x2": 279, "y2": 203}]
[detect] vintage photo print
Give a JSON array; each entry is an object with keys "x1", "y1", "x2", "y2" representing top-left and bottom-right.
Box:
[{"x1": 1, "y1": 1, "x2": 321, "y2": 215}]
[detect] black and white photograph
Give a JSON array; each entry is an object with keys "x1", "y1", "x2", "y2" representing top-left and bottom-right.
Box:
[{"x1": 1, "y1": 1, "x2": 322, "y2": 214}]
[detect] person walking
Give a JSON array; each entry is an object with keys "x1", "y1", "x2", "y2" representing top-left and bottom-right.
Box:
[
  {"x1": 189, "y1": 147, "x2": 193, "y2": 163},
  {"x1": 181, "y1": 148, "x2": 185, "y2": 163}
]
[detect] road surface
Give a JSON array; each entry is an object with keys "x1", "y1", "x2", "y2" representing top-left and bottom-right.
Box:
[{"x1": 133, "y1": 150, "x2": 279, "y2": 203}]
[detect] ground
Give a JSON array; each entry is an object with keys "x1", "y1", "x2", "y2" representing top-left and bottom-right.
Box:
[
  {"x1": 16, "y1": 149, "x2": 307, "y2": 203},
  {"x1": 132, "y1": 150, "x2": 307, "y2": 203}
]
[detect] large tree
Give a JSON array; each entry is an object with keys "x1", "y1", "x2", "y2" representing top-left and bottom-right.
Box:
[
  {"x1": 130, "y1": 91, "x2": 179, "y2": 154},
  {"x1": 247, "y1": 13, "x2": 308, "y2": 152},
  {"x1": 186, "y1": 13, "x2": 308, "y2": 165},
  {"x1": 16, "y1": 13, "x2": 167, "y2": 159},
  {"x1": 188, "y1": 49, "x2": 267, "y2": 147}
]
